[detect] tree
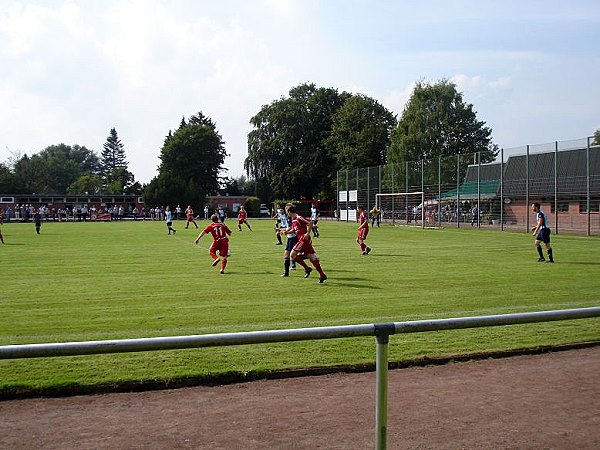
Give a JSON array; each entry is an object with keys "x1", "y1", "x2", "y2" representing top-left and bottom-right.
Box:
[
  {"x1": 245, "y1": 83, "x2": 350, "y2": 200},
  {"x1": 11, "y1": 144, "x2": 99, "y2": 194},
  {"x1": 144, "y1": 111, "x2": 227, "y2": 208},
  {"x1": 100, "y1": 128, "x2": 127, "y2": 182},
  {"x1": 67, "y1": 174, "x2": 103, "y2": 194},
  {"x1": 325, "y1": 94, "x2": 397, "y2": 170},
  {"x1": 593, "y1": 129, "x2": 600, "y2": 145},
  {"x1": 0, "y1": 163, "x2": 16, "y2": 192},
  {"x1": 388, "y1": 80, "x2": 496, "y2": 165}
]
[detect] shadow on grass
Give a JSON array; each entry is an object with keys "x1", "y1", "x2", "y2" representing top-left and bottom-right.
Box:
[{"x1": 559, "y1": 261, "x2": 600, "y2": 266}]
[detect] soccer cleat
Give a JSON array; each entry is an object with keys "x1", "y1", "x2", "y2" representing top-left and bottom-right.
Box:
[
  {"x1": 304, "y1": 268, "x2": 312, "y2": 278},
  {"x1": 281, "y1": 273, "x2": 289, "y2": 277},
  {"x1": 291, "y1": 266, "x2": 296, "y2": 270},
  {"x1": 173, "y1": 229, "x2": 176, "y2": 234},
  {"x1": 547, "y1": 259, "x2": 555, "y2": 263},
  {"x1": 361, "y1": 251, "x2": 367, "y2": 256},
  {"x1": 365, "y1": 247, "x2": 371, "y2": 255},
  {"x1": 212, "y1": 258, "x2": 220, "y2": 267},
  {"x1": 318, "y1": 275, "x2": 327, "y2": 284},
  {"x1": 219, "y1": 270, "x2": 225, "y2": 274},
  {"x1": 537, "y1": 257, "x2": 545, "y2": 262}
]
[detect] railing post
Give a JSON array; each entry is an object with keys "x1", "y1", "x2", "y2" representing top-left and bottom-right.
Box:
[{"x1": 374, "y1": 323, "x2": 395, "y2": 450}]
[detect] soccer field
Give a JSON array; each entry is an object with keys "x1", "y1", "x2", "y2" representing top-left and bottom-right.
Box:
[{"x1": 1, "y1": 219, "x2": 599, "y2": 395}]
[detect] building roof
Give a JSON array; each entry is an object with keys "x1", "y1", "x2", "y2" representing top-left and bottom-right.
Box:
[{"x1": 439, "y1": 146, "x2": 600, "y2": 200}]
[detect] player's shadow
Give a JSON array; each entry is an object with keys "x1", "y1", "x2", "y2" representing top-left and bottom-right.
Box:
[
  {"x1": 366, "y1": 253, "x2": 412, "y2": 258},
  {"x1": 1, "y1": 242, "x2": 25, "y2": 245},
  {"x1": 328, "y1": 277, "x2": 384, "y2": 289}
]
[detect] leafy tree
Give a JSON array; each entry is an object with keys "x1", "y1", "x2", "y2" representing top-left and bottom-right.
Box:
[
  {"x1": 11, "y1": 144, "x2": 99, "y2": 194},
  {"x1": 144, "y1": 111, "x2": 227, "y2": 208},
  {"x1": 222, "y1": 175, "x2": 256, "y2": 196},
  {"x1": 245, "y1": 83, "x2": 350, "y2": 201},
  {"x1": 143, "y1": 173, "x2": 203, "y2": 209},
  {"x1": 0, "y1": 163, "x2": 16, "y2": 192},
  {"x1": 326, "y1": 94, "x2": 397, "y2": 170},
  {"x1": 388, "y1": 80, "x2": 496, "y2": 165},
  {"x1": 593, "y1": 129, "x2": 600, "y2": 145},
  {"x1": 67, "y1": 174, "x2": 103, "y2": 194}
]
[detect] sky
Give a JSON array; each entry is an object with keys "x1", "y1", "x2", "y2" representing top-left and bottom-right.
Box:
[{"x1": 1, "y1": 0, "x2": 599, "y2": 184}]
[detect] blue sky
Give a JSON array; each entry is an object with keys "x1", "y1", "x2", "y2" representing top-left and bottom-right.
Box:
[{"x1": 1, "y1": 0, "x2": 598, "y2": 184}]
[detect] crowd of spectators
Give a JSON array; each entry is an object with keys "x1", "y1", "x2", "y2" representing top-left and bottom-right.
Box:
[{"x1": 0, "y1": 204, "x2": 227, "y2": 223}]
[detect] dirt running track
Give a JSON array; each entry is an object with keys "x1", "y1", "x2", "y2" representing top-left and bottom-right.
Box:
[{"x1": 1, "y1": 347, "x2": 599, "y2": 449}]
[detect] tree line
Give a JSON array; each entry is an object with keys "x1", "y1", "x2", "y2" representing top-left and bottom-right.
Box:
[
  {"x1": 0, "y1": 128, "x2": 140, "y2": 196},
  {"x1": 10, "y1": 79, "x2": 590, "y2": 208}
]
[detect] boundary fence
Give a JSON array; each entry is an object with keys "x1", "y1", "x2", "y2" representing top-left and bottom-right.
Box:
[
  {"x1": 336, "y1": 137, "x2": 600, "y2": 235},
  {"x1": 2, "y1": 306, "x2": 600, "y2": 449}
]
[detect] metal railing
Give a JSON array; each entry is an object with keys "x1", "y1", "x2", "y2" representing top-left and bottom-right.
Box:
[{"x1": 2, "y1": 306, "x2": 600, "y2": 450}]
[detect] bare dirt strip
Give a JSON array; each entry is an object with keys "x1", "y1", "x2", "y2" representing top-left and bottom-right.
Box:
[{"x1": 1, "y1": 346, "x2": 599, "y2": 449}]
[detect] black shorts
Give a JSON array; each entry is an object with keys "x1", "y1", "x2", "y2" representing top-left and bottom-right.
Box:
[
  {"x1": 536, "y1": 228, "x2": 551, "y2": 243},
  {"x1": 166, "y1": 221, "x2": 173, "y2": 227},
  {"x1": 286, "y1": 235, "x2": 299, "y2": 252}
]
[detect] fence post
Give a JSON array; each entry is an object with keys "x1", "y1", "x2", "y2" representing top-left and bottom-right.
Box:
[
  {"x1": 374, "y1": 323, "x2": 395, "y2": 450},
  {"x1": 500, "y1": 148, "x2": 504, "y2": 231},
  {"x1": 421, "y1": 159, "x2": 425, "y2": 227},
  {"x1": 477, "y1": 152, "x2": 481, "y2": 228},
  {"x1": 456, "y1": 153, "x2": 461, "y2": 228},
  {"x1": 554, "y1": 141, "x2": 558, "y2": 234},
  {"x1": 587, "y1": 136, "x2": 591, "y2": 236},
  {"x1": 526, "y1": 145, "x2": 530, "y2": 231}
]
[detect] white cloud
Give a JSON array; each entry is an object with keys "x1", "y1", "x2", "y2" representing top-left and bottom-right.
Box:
[{"x1": 1, "y1": 0, "x2": 598, "y2": 184}]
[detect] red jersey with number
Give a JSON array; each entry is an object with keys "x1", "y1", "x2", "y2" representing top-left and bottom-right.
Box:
[
  {"x1": 203, "y1": 222, "x2": 231, "y2": 241},
  {"x1": 186, "y1": 208, "x2": 194, "y2": 220},
  {"x1": 238, "y1": 209, "x2": 247, "y2": 221}
]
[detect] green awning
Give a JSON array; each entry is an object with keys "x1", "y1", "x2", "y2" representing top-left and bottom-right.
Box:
[{"x1": 440, "y1": 180, "x2": 500, "y2": 200}]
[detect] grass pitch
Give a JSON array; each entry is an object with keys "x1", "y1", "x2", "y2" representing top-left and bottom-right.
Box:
[{"x1": 1, "y1": 218, "x2": 599, "y2": 395}]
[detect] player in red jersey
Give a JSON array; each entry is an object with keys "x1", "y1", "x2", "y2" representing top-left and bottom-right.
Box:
[
  {"x1": 281, "y1": 204, "x2": 327, "y2": 283},
  {"x1": 194, "y1": 214, "x2": 233, "y2": 274},
  {"x1": 185, "y1": 205, "x2": 198, "y2": 229},
  {"x1": 357, "y1": 206, "x2": 371, "y2": 255},
  {"x1": 237, "y1": 205, "x2": 252, "y2": 231}
]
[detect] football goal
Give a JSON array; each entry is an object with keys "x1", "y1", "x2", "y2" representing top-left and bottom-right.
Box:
[{"x1": 375, "y1": 191, "x2": 430, "y2": 227}]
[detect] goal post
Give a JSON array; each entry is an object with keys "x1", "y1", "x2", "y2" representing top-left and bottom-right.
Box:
[{"x1": 375, "y1": 192, "x2": 426, "y2": 227}]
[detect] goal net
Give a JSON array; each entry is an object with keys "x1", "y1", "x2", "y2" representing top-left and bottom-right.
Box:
[{"x1": 375, "y1": 192, "x2": 428, "y2": 226}]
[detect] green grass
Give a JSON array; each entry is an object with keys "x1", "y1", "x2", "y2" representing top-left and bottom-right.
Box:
[{"x1": 1, "y1": 218, "x2": 599, "y2": 395}]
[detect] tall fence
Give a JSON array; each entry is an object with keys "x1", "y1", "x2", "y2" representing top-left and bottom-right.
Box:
[
  {"x1": 336, "y1": 137, "x2": 600, "y2": 235},
  {"x1": 2, "y1": 306, "x2": 600, "y2": 450}
]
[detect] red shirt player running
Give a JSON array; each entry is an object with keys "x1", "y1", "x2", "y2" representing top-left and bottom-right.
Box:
[
  {"x1": 237, "y1": 205, "x2": 252, "y2": 231},
  {"x1": 357, "y1": 206, "x2": 371, "y2": 255},
  {"x1": 281, "y1": 204, "x2": 327, "y2": 283},
  {"x1": 194, "y1": 214, "x2": 233, "y2": 274}
]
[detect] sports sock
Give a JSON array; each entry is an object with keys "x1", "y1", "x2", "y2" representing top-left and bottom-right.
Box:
[
  {"x1": 548, "y1": 248, "x2": 554, "y2": 261},
  {"x1": 277, "y1": 234, "x2": 282, "y2": 244},
  {"x1": 294, "y1": 256, "x2": 310, "y2": 270},
  {"x1": 360, "y1": 243, "x2": 366, "y2": 252},
  {"x1": 536, "y1": 246, "x2": 544, "y2": 259},
  {"x1": 210, "y1": 251, "x2": 218, "y2": 260},
  {"x1": 221, "y1": 259, "x2": 227, "y2": 270},
  {"x1": 284, "y1": 257, "x2": 290, "y2": 274},
  {"x1": 312, "y1": 260, "x2": 325, "y2": 277}
]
